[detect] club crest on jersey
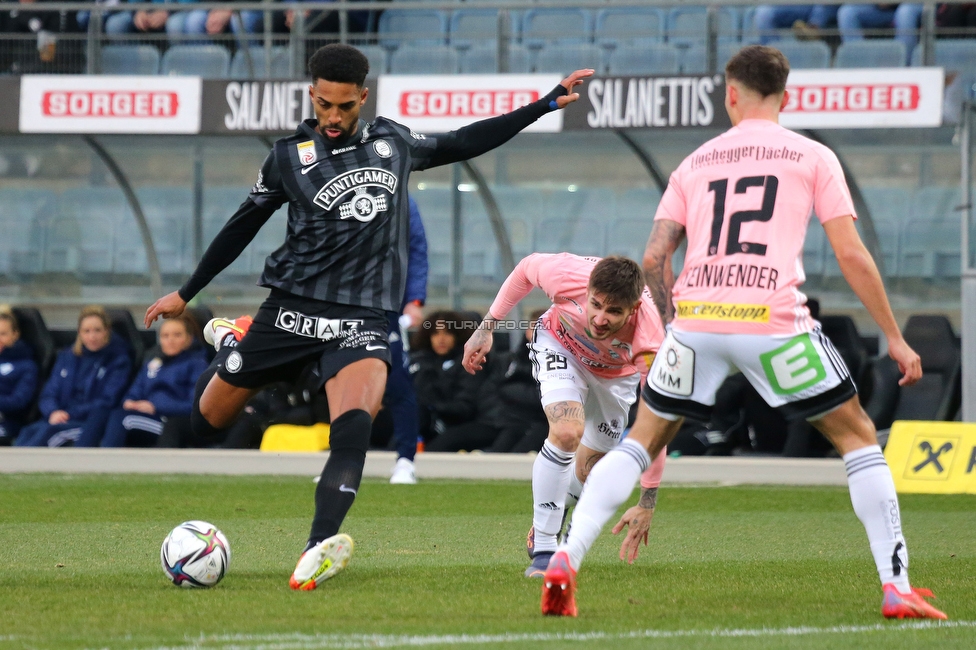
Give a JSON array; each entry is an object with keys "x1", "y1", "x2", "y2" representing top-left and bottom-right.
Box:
[
  {"x1": 313, "y1": 167, "x2": 398, "y2": 211},
  {"x1": 297, "y1": 140, "x2": 317, "y2": 166},
  {"x1": 340, "y1": 187, "x2": 388, "y2": 222},
  {"x1": 373, "y1": 140, "x2": 392, "y2": 158}
]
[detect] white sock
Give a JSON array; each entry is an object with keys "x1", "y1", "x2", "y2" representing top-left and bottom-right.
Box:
[
  {"x1": 565, "y1": 460, "x2": 584, "y2": 509},
  {"x1": 844, "y1": 445, "x2": 911, "y2": 591},
  {"x1": 532, "y1": 440, "x2": 574, "y2": 555},
  {"x1": 560, "y1": 438, "x2": 649, "y2": 570}
]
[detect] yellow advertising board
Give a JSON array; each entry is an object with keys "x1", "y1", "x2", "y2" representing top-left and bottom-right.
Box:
[{"x1": 883, "y1": 421, "x2": 976, "y2": 494}]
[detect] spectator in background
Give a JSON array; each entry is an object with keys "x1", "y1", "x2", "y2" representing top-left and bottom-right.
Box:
[
  {"x1": 837, "y1": 4, "x2": 923, "y2": 65},
  {"x1": 753, "y1": 5, "x2": 839, "y2": 44},
  {"x1": 100, "y1": 314, "x2": 208, "y2": 448},
  {"x1": 75, "y1": 0, "x2": 129, "y2": 36},
  {"x1": 386, "y1": 196, "x2": 427, "y2": 483},
  {"x1": 486, "y1": 309, "x2": 550, "y2": 454},
  {"x1": 96, "y1": 0, "x2": 206, "y2": 41},
  {"x1": 0, "y1": 310, "x2": 39, "y2": 445},
  {"x1": 195, "y1": 0, "x2": 263, "y2": 42},
  {"x1": 3, "y1": 0, "x2": 63, "y2": 62},
  {"x1": 410, "y1": 310, "x2": 486, "y2": 446},
  {"x1": 15, "y1": 306, "x2": 130, "y2": 447}
]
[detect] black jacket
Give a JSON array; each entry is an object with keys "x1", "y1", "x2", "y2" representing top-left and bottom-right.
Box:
[
  {"x1": 490, "y1": 342, "x2": 547, "y2": 430},
  {"x1": 410, "y1": 348, "x2": 490, "y2": 428}
]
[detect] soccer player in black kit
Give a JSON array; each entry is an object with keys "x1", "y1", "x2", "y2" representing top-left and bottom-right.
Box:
[{"x1": 145, "y1": 44, "x2": 592, "y2": 590}]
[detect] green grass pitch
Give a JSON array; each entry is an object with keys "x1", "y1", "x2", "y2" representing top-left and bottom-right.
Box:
[{"x1": 0, "y1": 474, "x2": 973, "y2": 649}]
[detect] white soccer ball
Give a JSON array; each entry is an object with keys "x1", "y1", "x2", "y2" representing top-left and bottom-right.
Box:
[{"x1": 160, "y1": 520, "x2": 231, "y2": 588}]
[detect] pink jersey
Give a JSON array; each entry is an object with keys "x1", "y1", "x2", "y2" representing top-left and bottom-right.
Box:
[
  {"x1": 488, "y1": 253, "x2": 665, "y2": 379},
  {"x1": 655, "y1": 119, "x2": 856, "y2": 336}
]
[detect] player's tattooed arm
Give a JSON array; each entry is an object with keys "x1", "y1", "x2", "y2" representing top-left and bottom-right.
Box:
[
  {"x1": 544, "y1": 401, "x2": 585, "y2": 425},
  {"x1": 462, "y1": 316, "x2": 496, "y2": 374},
  {"x1": 643, "y1": 219, "x2": 686, "y2": 325},
  {"x1": 638, "y1": 486, "x2": 659, "y2": 510}
]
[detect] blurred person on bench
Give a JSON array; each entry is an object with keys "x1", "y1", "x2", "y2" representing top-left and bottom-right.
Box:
[{"x1": 0, "y1": 308, "x2": 39, "y2": 445}]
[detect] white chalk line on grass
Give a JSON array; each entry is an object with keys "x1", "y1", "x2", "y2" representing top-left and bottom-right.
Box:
[{"x1": 143, "y1": 620, "x2": 976, "y2": 650}]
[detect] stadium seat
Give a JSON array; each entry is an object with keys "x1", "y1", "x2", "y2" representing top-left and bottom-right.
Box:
[
  {"x1": 378, "y1": 10, "x2": 449, "y2": 49},
  {"x1": 548, "y1": 187, "x2": 616, "y2": 226},
  {"x1": 616, "y1": 188, "x2": 662, "y2": 221},
  {"x1": 101, "y1": 44, "x2": 160, "y2": 75},
  {"x1": 161, "y1": 45, "x2": 231, "y2": 78},
  {"x1": 248, "y1": 211, "x2": 288, "y2": 275},
  {"x1": 114, "y1": 187, "x2": 193, "y2": 277},
  {"x1": 10, "y1": 307, "x2": 56, "y2": 381},
  {"x1": 359, "y1": 44, "x2": 388, "y2": 76},
  {"x1": 900, "y1": 187, "x2": 961, "y2": 278},
  {"x1": 772, "y1": 40, "x2": 830, "y2": 69},
  {"x1": 106, "y1": 308, "x2": 145, "y2": 378},
  {"x1": 389, "y1": 45, "x2": 459, "y2": 74},
  {"x1": 521, "y1": 8, "x2": 592, "y2": 48},
  {"x1": 56, "y1": 188, "x2": 125, "y2": 277},
  {"x1": 458, "y1": 43, "x2": 531, "y2": 73},
  {"x1": 450, "y1": 9, "x2": 521, "y2": 49},
  {"x1": 230, "y1": 47, "x2": 290, "y2": 79},
  {"x1": 410, "y1": 187, "x2": 451, "y2": 286},
  {"x1": 607, "y1": 43, "x2": 680, "y2": 75},
  {"x1": 834, "y1": 40, "x2": 906, "y2": 68},
  {"x1": 867, "y1": 315, "x2": 961, "y2": 430},
  {"x1": 535, "y1": 217, "x2": 605, "y2": 257},
  {"x1": 0, "y1": 188, "x2": 55, "y2": 279},
  {"x1": 859, "y1": 186, "x2": 911, "y2": 277},
  {"x1": 594, "y1": 7, "x2": 666, "y2": 49},
  {"x1": 666, "y1": 6, "x2": 741, "y2": 47},
  {"x1": 678, "y1": 45, "x2": 707, "y2": 74},
  {"x1": 606, "y1": 217, "x2": 652, "y2": 263},
  {"x1": 203, "y1": 187, "x2": 253, "y2": 279},
  {"x1": 534, "y1": 43, "x2": 604, "y2": 74}
]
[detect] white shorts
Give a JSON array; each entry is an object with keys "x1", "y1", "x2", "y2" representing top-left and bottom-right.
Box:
[
  {"x1": 529, "y1": 328, "x2": 639, "y2": 453},
  {"x1": 644, "y1": 326, "x2": 856, "y2": 422}
]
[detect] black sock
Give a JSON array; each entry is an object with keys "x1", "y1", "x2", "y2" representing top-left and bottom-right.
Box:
[
  {"x1": 190, "y1": 357, "x2": 232, "y2": 444},
  {"x1": 307, "y1": 409, "x2": 371, "y2": 546}
]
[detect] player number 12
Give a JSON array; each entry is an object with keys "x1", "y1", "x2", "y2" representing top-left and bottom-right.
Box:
[{"x1": 707, "y1": 175, "x2": 779, "y2": 256}]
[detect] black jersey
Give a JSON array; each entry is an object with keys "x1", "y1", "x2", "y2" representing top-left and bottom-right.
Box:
[{"x1": 178, "y1": 84, "x2": 567, "y2": 312}]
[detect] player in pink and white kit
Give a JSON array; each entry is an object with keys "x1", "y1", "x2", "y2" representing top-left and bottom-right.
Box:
[
  {"x1": 541, "y1": 45, "x2": 948, "y2": 620},
  {"x1": 463, "y1": 254, "x2": 667, "y2": 580}
]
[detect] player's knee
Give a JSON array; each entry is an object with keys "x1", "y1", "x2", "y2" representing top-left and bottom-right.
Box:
[
  {"x1": 548, "y1": 422, "x2": 583, "y2": 451},
  {"x1": 329, "y1": 409, "x2": 372, "y2": 455},
  {"x1": 191, "y1": 406, "x2": 226, "y2": 442}
]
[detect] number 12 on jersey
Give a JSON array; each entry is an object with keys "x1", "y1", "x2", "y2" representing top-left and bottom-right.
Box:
[{"x1": 707, "y1": 175, "x2": 779, "y2": 257}]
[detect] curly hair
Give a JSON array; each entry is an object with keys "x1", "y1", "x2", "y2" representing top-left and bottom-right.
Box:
[{"x1": 308, "y1": 44, "x2": 369, "y2": 86}]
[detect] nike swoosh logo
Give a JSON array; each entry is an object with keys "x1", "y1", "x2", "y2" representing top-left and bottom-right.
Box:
[
  {"x1": 339, "y1": 484, "x2": 357, "y2": 495},
  {"x1": 300, "y1": 162, "x2": 319, "y2": 175},
  {"x1": 365, "y1": 342, "x2": 386, "y2": 351}
]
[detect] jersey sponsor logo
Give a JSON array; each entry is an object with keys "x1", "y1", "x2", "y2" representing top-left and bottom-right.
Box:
[
  {"x1": 274, "y1": 307, "x2": 361, "y2": 341},
  {"x1": 400, "y1": 90, "x2": 539, "y2": 118},
  {"x1": 313, "y1": 167, "x2": 398, "y2": 211},
  {"x1": 42, "y1": 90, "x2": 179, "y2": 118},
  {"x1": 0, "y1": 363, "x2": 13, "y2": 376},
  {"x1": 339, "y1": 188, "x2": 388, "y2": 222},
  {"x1": 409, "y1": 129, "x2": 426, "y2": 140},
  {"x1": 225, "y1": 351, "x2": 243, "y2": 373},
  {"x1": 650, "y1": 336, "x2": 694, "y2": 397},
  {"x1": 331, "y1": 146, "x2": 356, "y2": 155},
  {"x1": 598, "y1": 419, "x2": 623, "y2": 440},
  {"x1": 759, "y1": 333, "x2": 827, "y2": 395},
  {"x1": 677, "y1": 301, "x2": 771, "y2": 323},
  {"x1": 252, "y1": 170, "x2": 270, "y2": 193},
  {"x1": 297, "y1": 140, "x2": 317, "y2": 165},
  {"x1": 373, "y1": 140, "x2": 392, "y2": 158}
]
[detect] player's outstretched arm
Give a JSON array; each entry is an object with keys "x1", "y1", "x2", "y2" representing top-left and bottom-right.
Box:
[
  {"x1": 144, "y1": 291, "x2": 187, "y2": 328},
  {"x1": 823, "y1": 216, "x2": 921, "y2": 386},
  {"x1": 462, "y1": 316, "x2": 496, "y2": 375},
  {"x1": 611, "y1": 487, "x2": 658, "y2": 564},
  {"x1": 424, "y1": 70, "x2": 594, "y2": 168}
]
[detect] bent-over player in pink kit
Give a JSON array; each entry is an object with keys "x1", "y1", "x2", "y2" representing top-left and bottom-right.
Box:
[
  {"x1": 463, "y1": 254, "x2": 667, "y2": 582},
  {"x1": 541, "y1": 45, "x2": 948, "y2": 620}
]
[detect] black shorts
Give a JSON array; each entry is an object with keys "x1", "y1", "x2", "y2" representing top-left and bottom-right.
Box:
[{"x1": 216, "y1": 289, "x2": 393, "y2": 390}]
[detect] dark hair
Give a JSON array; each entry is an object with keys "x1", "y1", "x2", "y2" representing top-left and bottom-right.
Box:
[
  {"x1": 725, "y1": 45, "x2": 790, "y2": 98},
  {"x1": 308, "y1": 44, "x2": 369, "y2": 86},
  {"x1": 413, "y1": 310, "x2": 478, "y2": 354},
  {"x1": 588, "y1": 256, "x2": 644, "y2": 308}
]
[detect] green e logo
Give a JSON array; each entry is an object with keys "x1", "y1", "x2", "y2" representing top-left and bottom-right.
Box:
[{"x1": 760, "y1": 334, "x2": 827, "y2": 395}]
